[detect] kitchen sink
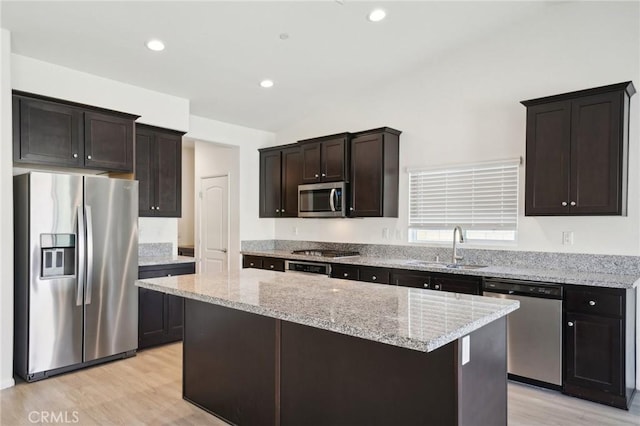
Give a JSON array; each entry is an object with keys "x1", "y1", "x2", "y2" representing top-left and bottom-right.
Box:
[{"x1": 445, "y1": 264, "x2": 487, "y2": 270}]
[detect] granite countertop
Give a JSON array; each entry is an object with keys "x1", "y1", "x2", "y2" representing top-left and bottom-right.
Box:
[
  {"x1": 136, "y1": 268, "x2": 518, "y2": 353},
  {"x1": 139, "y1": 255, "x2": 196, "y2": 267},
  {"x1": 241, "y1": 250, "x2": 639, "y2": 289}
]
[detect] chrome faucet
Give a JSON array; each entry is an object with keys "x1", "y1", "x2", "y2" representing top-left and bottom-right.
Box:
[{"x1": 452, "y1": 226, "x2": 464, "y2": 264}]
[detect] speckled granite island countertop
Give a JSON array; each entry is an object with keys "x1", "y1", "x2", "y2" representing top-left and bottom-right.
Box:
[
  {"x1": 138, "y1": 255, "x2": 196, "y2": 267},
  {"x1": 242, "y1": 249, "x2": 640, "y2": 289},
  {"x1": 136, "y1": 268, "x2": 518, "y2": 352}
]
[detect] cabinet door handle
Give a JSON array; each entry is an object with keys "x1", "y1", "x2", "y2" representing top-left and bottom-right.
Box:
[
  {"x1": 343, "y1": 272, "x2": 349, "y2": 277},
  {"x1": 372, "y1": 276, "x2": 377, "y2": 281},
  {"x1": 322, "y1": 173, "x2": 326, "y2": 177},
  {"x1": 588, "y1": 300, "x2": 596, "y2": 306},
  {"x1": 150, "y1": 206, "x2": 155, "y2": 210},
  {"x1": 87, "y1": 155, "x2": 92, "y2": 160},
  {"x1": 315, "y1": 174, "x2": 319, "y2": 178},
  {"x1": 282, "y1": 209, "x2": 285, "y2": 213},
  {"x1": 269, "y1": 265, "x2": 274, "y2": 269},
  {"x1": 249, "y1": 263, "x2": 254, "y2": 266},
  {"x1": 349, "y1": 207, "x2": 354, "y2": 211},
  {"x1": 73, "y1": 153, "x2": 78, "y2": 158},
  {"x1": 434, "y1": 284, "x2": 440, "y2": 290},
  {"x1": 570, "y1": 201, "x2": 576, "y2": 206},
  {"x1": 156, "y1": 206, "x2": 159, "y2": 211},
  {"x1": 423, "y1": 283, "x2": 429, "y2": 288},
  {"x1": 568, "y1": 322, "x2": 574, "y2": 327},
  {"x1": 562, "y1": 202, "x2": 568, "y2": 206},
  {"x1": 276, "y1": 209, "x2": 280, "y2": 213}
]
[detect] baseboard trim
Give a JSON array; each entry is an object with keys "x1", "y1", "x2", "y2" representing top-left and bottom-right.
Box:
[{"x1": 1, "y1": 377, "x2": 15, "y2": 389}]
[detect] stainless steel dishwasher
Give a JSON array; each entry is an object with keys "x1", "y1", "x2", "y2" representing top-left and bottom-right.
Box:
[{"x1": 483, "y1": 278, "x2": 563, "y2": 389}]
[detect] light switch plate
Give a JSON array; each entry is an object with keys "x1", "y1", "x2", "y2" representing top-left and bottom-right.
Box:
[
  {"x1": 562, "y1": 231, "x2": 574, "y2": 245},
  {"x1": 462, "y1": 335, "x2": 470, "y2": 365}
]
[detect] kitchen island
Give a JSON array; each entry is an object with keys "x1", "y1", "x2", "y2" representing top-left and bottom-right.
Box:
[{"x1": 136, "y1": 269, "x2": 519, "y2": 425}]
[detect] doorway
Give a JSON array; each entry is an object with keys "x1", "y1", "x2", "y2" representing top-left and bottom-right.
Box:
[{"x1": 198, "y1": 175, "x2": 228, "y2": 274}]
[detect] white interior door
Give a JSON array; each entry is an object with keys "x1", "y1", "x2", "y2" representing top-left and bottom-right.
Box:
[{"x1": 199, "y1": 175, "x2": 228, "y2": 275}]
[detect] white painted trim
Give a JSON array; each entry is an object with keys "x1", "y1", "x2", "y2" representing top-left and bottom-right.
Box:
[{"x1": 1, "y1": 378, "x2": 15, "y2": 390}]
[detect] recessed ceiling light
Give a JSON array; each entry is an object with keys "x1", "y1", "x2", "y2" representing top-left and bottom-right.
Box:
[
  {"x1": 260, "y1": 79, "x2": 274, "y2": 88},
  {"x1": 146, "y1": 39, "x2": 165, "y2": 51},
  {"x1": 367, "y1": 9, "x2": 386, "y2": 22}
]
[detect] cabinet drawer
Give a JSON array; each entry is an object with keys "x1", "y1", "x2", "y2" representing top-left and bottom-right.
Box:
[
  {"x1": 432, "y1": 274, "x2": 481, "y2": 295},
  {"x1": 566, "y1": 289, "x2": 623, "y2": 317},
  {"x1": 243, "y1": 255, "x2": 263, "y2": 269},
  {"x1": 359, "y1": 267, "x2": 390, "y2": 284},
  {"x1": 331, "y1": 264, "x2": 360, "y2": 281},
  {"x1": 262, "y1": 257, "x2": 285, "y2": 272},
  {"x1": 139, "y1": 263, "x2": 195, "y2": 279},
  {"x1": 390, "y1": 270, "x2": 430, "y2": 289}
]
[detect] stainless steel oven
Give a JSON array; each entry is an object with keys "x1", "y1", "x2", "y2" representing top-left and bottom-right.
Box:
[{"x1": 298, "y1": 182, "x2": 346, "y2": 218}]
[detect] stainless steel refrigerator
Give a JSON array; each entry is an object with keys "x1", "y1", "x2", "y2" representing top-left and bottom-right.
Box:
[{"x1": 14, "y1": 172, "x2": 138, "y2": 382}]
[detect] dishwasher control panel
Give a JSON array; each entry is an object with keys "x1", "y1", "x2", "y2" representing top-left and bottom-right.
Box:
[{"x1": 483, "y1": 279, "x2": 563, "y2": 299}]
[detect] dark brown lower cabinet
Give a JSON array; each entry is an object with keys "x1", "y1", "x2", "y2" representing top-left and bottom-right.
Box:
[
  {"x1": 563, "y1": 285, "x2": 636, "y2": 409},
  {"x1": 242, "y1": 255, "x2": 285, "y2": 272},
  {"x1": 138, "y1": 262, "x2": 195, "y2": 350},
  {"x1": 431, "y1": 273, "x2": 482, "y2": 295},
  {"x1": 390, "y1": 270, "x2": 431, "y2": 289}
]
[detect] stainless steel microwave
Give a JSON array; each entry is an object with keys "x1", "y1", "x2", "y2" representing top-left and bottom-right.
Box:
[{"x1": 298, "y1": 182, "x2": 346, "y2": 218}]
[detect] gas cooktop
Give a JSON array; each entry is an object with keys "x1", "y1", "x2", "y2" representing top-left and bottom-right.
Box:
[{"x1": 291, "y1": 249, "x2": 360, "y2": 258}]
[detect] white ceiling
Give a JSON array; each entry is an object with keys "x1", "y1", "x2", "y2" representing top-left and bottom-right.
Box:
[{"x1": 1, "y1": 1, "x2": 554, "y2": 132}]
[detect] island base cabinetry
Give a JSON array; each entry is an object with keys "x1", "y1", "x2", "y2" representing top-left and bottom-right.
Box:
[{"x1": 183, "y1": 299, "x2": 507, "y2": 426}]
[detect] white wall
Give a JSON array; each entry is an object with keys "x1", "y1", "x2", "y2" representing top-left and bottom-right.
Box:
[
  {"x1": 274, "y1": 2, "x2": 640, "y2": 256},
  {"x1": 178, "y1": 146, "x2": 195, "y2": 246},
  {"x1": 1, "y1": 28, "x2": 15, "y2": 390},
  {"x1": 187, "y1": 115, "x2": 276, "y2": 243}
]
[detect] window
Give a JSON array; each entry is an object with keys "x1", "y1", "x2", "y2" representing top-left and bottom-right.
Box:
[{"x1": 408, "y1": 159, "x2": 519, "y2": 243}]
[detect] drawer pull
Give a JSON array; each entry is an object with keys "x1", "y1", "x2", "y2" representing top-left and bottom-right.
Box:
[
  {"x1": 568, "y1": 322, "x2": 574, "y2": 327},
  {"x1": 434, "y1": 284, "x2": 440, "y2": 290},
  {"x1": 249, "y1": 263, "x2": 254, "y2": 266},
  {"x1": 372, "y1": 276, "x2": 377, "y2": 281},
  {"x1": 589, "y1": 300, "x2": 596, "y2": 306},
  {"x1": 343, "y1": 273, "x2": 349, "y2": 277},
  {"x1": 270, "y1": 265, "x2": 274, "y2": 269},
  {"x1": 423, "y1": 283, "x2": 428, "y2": 288}
]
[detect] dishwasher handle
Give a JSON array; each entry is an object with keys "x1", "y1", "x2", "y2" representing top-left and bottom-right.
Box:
[{"x1": 483, "y1": 278, "x2": 563, "y2": 300}]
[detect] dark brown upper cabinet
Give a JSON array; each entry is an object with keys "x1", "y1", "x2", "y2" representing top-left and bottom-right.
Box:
[
  {"x1": 259, "y1": 145, "x2": 301, "y2": 218},
  {"x1": 522, "y1": 82, "x2": 635, "y2": 216},
  {"x1": 349, "y1": 127, "x2": 401, "y2": 217},
  {"x1": 299, "y1": 133, "x2": 350, "y2": 183},
  {"x1": 13, "y1": 91, "x2": 138, "y2": 172},
  {"x1": 135, "y1": 124, "x2": 184, "y2": 218}
]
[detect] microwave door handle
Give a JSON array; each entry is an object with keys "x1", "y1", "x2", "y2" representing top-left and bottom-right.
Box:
[{"x1": 329, "y1": 188, "x2": 336, "y2": 212}]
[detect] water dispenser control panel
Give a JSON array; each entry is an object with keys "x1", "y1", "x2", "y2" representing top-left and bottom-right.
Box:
[{"x1": 40, "y1": 234, "x2": 76, "y2": 278}]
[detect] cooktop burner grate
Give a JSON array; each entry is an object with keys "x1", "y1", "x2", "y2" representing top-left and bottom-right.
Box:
[{"x1": 291, "y1": 249, "x2": 360, "y2": 258}]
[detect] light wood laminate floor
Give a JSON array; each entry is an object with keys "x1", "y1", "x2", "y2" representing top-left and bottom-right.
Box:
[{"x1": 1, "y1": 342, "x2": 638, "y2": 425}]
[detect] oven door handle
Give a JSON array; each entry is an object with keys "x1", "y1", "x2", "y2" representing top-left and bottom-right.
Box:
[{"x1": 329, "y1": 188, "x2": 337, "y2": 212}]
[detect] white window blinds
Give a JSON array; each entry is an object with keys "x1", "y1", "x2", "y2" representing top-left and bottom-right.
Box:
[{"x1": 408, "y1": 159, "x2": 519, "y2": 231}]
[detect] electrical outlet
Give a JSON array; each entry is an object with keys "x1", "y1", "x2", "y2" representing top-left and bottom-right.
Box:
[
  {"x1": 382, "y1": 228, "x2": 390, "y2": 239},
  {"x1": 293, "y1": 226, "x2": 298, "y2": 235},
  {"x1": 562, "y1": 231, "x2": 574, "y2": 245}
]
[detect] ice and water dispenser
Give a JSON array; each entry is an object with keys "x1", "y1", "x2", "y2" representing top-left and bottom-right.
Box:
[{"x1": 40, "y1": 234, "x2": 76, "y2": 278}]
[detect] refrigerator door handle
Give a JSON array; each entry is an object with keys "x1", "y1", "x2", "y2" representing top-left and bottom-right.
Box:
[
  {"x1": 85, "y1": 205, "x2": 94, "y2": 305},
  {"x1": 76, "y1": 206, "x2": 85, "y2": 306}
]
